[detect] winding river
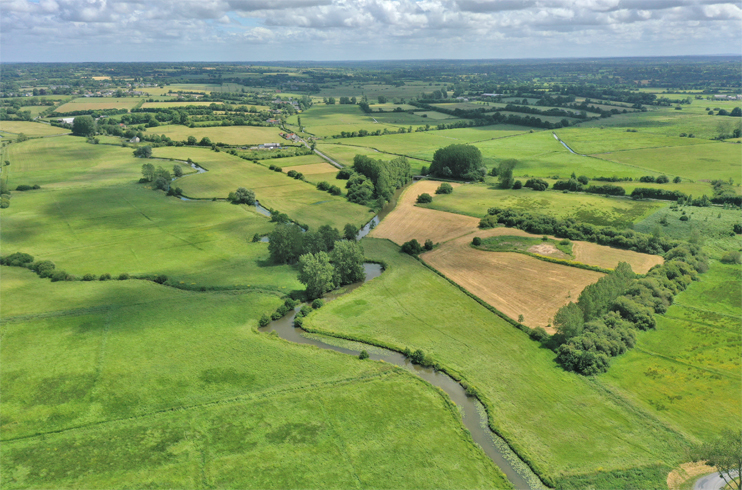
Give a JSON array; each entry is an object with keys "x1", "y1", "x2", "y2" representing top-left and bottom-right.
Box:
[{"x1": 259, "y1": 263, "x2": 543, "y2": 490}]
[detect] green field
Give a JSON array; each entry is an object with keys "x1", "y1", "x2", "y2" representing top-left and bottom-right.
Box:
[
  {"x1": 152, "y1": 147, "x2": 373, "y2": 230},
  {"x1": 422, "y1": 184, "x2": 664, "y2": 229},
  {"x1": 0, "y1": 121, "x2": 70, "y2": 138},
  {"x1": 601, "y1": 262, "x2": 741, "y2": 442},
  {"x1": 55, "y1": 98, "x2": 143, "y2": 112},
  {"x1": 555, "y1": 127, "x2": 711, "y2": 154},
  {"x1": 289, "y1": 104, "x2": 412, "y2": 138},
  {"x1": 316, "y1": 143, "x2": 429, "y2": 174},
  {"x1": 304, "y1": 239, "x2": 688, "y2": 487},
  {"x1": 151, "y1": 124, "x2": 284, "y2": 145},
  {"x1": 0, "y1": 267, "x2": 507, "y2": 489}
]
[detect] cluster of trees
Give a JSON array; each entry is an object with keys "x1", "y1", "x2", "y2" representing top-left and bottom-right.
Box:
[
  {"x1": 483, "y1": 207, "x2": 681, "y2": 255},
  {"x1": 297, "y1": 240, "x2": 366, "y2": 299},
  {"x1": 268, "y1": 223, "x2": 362, "y2": 265},
  {"x1": 400, "y1": 238, "x2": 434, "y2": 255},
  {"x1": 140, "y1": 162, "x2": 174, "y2": 191},
  {"x1": 489, "y1": 159, "x2": 518, "y2": 188},
  {"x1": 552, "y1": 179, "x2": 626, "y2": 196},
  {"x1": 429, "y1": 144, "x2": 485, "y2": 180},
  {"x1": 228, "y1": 187, "x2": 255, "y2": 205},
  {"x1": 316, "y1": 181, "x2": 342, "y2": 196},
  {"x1": 524, "y1": 178, "x2": 549, "y2": 191},
  {"x1": 553, "y1": 242, "x2": 707, "y2": 374},
  {"x1": 341, "y1": 155, "x2": 412, "y2": 205}
]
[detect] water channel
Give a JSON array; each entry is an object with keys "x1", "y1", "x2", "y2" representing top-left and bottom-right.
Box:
[{"x1": 259, "y1": 263, "x2": 543, "y2": 490}]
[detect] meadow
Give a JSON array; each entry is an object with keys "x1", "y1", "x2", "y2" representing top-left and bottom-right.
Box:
[
  {"x1": 54, "y1": 97, "x2": 143, "y2": 112},
  {"x1": 0, "y1": 267, "x2": 507, "y2": 489},
  {"x1": 305, "y1": 238, "x2": 689, "y2": 488},
  {"x1": 315, "y1": 143, "x2": 429, "y2": 174},
  {"x1": 0, "y1": 121, "x2": 70, "y2": 137},
  {"x1": 150, "y1": 124, "x2": 284, "y2": 145},
  {"x1": 152, "y1": 147, "x2": 373, "y2": 230},
  {"x1": 288, "y1": 104, "x2": 409, "y2": 138},
  {"x1": 554, "y1": 127, "x2": 711, "y2": 155}
]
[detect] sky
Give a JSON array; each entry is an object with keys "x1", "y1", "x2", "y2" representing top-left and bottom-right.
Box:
[{"x1": 1, "y1": 0, "x2": 741, "y2": 62}]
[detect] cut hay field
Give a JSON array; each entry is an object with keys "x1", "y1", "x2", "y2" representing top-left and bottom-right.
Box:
[
  {"x1": 600, "y1": 262, "x2": 741, "y2": 442},
  {"x1": 422, "y1": 184, "x2": 664, "y2": 229},
  {"x1": 370, "y1": 181, "x2": 479, "y2": 245},
  {"x1": 423, "y1": 231, "x2": 605, "y2": 329},
  {"x1": 0, "y1": 267, "x2": 506, "y2": 489},
  {"x1": 4, "y1": 136, "x2": 142, "y2": 189},
  {"x1": 0, "y1": 121, "x2": 70, "y2": 137},
  {"x1": 281, "y1": 162, "x2": 339, "y2": 183},
  {"x1": 54, "y1": 97, "x2": 143, "y2": 112},
  {"x1": 305, "y1": 239, "x2": 688, "y2": 488},
  {"x1": 150, "y1": 125, "x2": 283, "y2": 145},
  {"x1": 0, "y1": 185, "x2": 301, "y2": 289},
  {"x1": 152, "y1": 147, "x2": 372, "y2": 230}
]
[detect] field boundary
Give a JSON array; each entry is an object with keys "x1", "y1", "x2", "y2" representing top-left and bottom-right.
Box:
[{"x1": 471, "y1": 243, "x2": 613, "y2": 274}]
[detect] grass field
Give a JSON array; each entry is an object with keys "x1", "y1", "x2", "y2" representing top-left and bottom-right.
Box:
[
  {"x1": 0, "y1": 267, "x2": 508, "y2": 489},
  {"x1": 370, "y1": 181, "x2": 480, "y2": 244},
  {"x1": 422, "y1": 183, "x2": 664, "y2": 229},
  {"x1": 600, "y1": 262, "x2": 741, "y2": 442},
  {"x1": 0, "y1": 121, "x2": 70, "y2": 137},
  {"x1": 55, "y1": 98, "x2": 143, "y2": 112},
  {"x1": 140, "y1": 101, "x2": 217, "y2": 109},
  {"x1": 554, "y1": 127, "x2": 712, "y2": 155},
  {"x1": 152, "y1": 147, "x2": 373, "y2": 230},
  {"x1": 305, "y1": 238, "x2": 689, "y2": 487},
  {"x1": 315, "y1": 143, "x2": 429, "y2": 174},
  {"x1": 151, "y1": 125, "x2": 284, "y2": 145},
  {"x1": 4, "y1": 136, "x2": 142, "y2": 189},
  {"x1": 423, "y1": 231, "x2": 605, "y2": 329},
  {"x1": 289, "y1": 104, "x2": 411, "y2": 138}
]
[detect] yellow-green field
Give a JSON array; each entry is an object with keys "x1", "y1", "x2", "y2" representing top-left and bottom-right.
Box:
[
  {"x1": 150, "y1": 125, "x2": 284, "y2": 145},
  {"x1": 54, "y1": 98, "x2": 143, "y2": 112},
  {"x1": 0, "y1": 121, "x2": 70, "y2": 137}
]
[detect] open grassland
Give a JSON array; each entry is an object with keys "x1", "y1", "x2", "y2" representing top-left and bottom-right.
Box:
[
  {"x1": 152, "y1": 147, "x2": 372, "y2": 230},
  {"x1": 596, "y1": 142, "x2": 742, "y2": 182},
  {"x1": 290, "y1": 105, "x2": 409, "y2": 138},
  {"x1": 55, "y1": 98, "x2": 143, "y2": 112},
  {"x1": 423, "y1": 231, "x2": 605, "y2": 329},
  {"x1": 305, "y1": 239, "x2": 688, "y2": 488},
  {"x1": 141, "y1": 101, "x2": 217, "y2": 109},
  {"x1": 471, "y1": 227, "x2": 663, "y2": 274},
  {"x1": 0, "y1": 121, "x2": 69, "y2": 137},
  {"x1": 315, "y1": 143, "x2": 429, "y2": 174},
  {"x1": 266, "y1": 154, "x2": 327, "y2": 167},
  {"x1": 1, "y1": 185, "x2": 302, "y2": 289},
  {"x1": 370, "y1": 180, "x2": 479, "y2": 245},
  {"x1": 151, "y1": 125, "x2": 283, "y2": 145},
  {"x1": 555, "y1": 127, "x2": 712, "y2": 154},
  {"x1": 281, "y1": 162, "x2": 339, "y2": 183},
  {"x1": 4, "y1": 136, "x2": 142, "y2": 189},
  {"x1": 634, "y1": 205, "x2": 742, "y2": 259},
  {"x1": 0, "y1": 267, "x2": 507, "y2": 489},
  {"x1": 600, "y1": 262, "x2": 741, "y2": 442},
  {"x1": 18, "y1": 106, "x2": 48, "y2": 117},
  {"x1": 422, "y1": 184, "x2": 663, "y2": 229}
]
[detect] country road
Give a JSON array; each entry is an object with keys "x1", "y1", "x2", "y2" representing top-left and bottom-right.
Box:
[{"x1": 695, "y1": 471, "x2": 739, "y2": 490}]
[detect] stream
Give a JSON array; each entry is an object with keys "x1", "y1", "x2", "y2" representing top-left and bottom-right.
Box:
[{"x1": 259, "y1": 263, "x2": 542, "y2": 490}]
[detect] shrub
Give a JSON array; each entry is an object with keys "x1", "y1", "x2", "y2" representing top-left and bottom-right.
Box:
[
  {"x1": 273, "y1": 166, "x2": 282, "y2": 172},
  {"x1": 312, "y1": 298, "x2": 325, "y2": 309},
  {"x1": 317, "y1": 181, "x2": 330, "y2": 191},
  {"x1": 733, "y1": 223, "x2": 742, "y2": 234},
  {"x1": 2, "y1": 252, "x2": 34, "y2": 267},
  {"x1": 336, "y1": 168, "x2": 353, "y2": 179},
  {"x1": 472, "y1": 237, "x2": 482, "y2": 246},
  {"x1": 284, "y1": 298, "x2": 298, "y2": 309},
  {"x1": 271, "y1": 310, "x2": 283, "y2": 321},
  {"x1": 424, "y1": 239, "x2": 434, "y2": 250},
  {"x1": 358, "y1": 350, "x2": 369, "y2": 360},
  {"x1": 529, "y1": 327, "x2": 549, "y2": 342},
  {"x1": 15, "y1": 185, "x2": 33, "y2": 191},
  {"x1": 118, "y1": 273, "x2": 130, "y2": 280},
  {"x1": 269, "y1": 164, "x2": 276, "y2": 170},
  {"x1": 252, "y1": 233, "x2": 261, "y2": 242},
  {"x1": 99, "y1": 273, "x2": 111, "y2": 281},
  {"x1": 416, "y1": 193, "x2": 432, "y2": 204},
  {"x1": 83, "y1": 273, "x2": 96, "y2": 281},
  {"x1": 287, "y1": 170, "x2": 298, "y2": 178},
  {"x1": 577, "y1": 175, "x2": 589, "y2": 185},
  {"x1": 435, "y1": 183, "x2": 453, "y2": 194},
  {"x1": 479, "y1": 215, "x2": 498, "y2": 229},
  {"x1": 328, "y1": 185, "x2": 342, "y2": 196},
  {"x1": 401, "y1": 239, "x2": 424, "y2": 255},
  {"x1": 680, "y1": 215, "x2": 689, "y2": 221},
  {"x1": 297, "y1": 305, "x2": 313, "y2": 318},
  {"x1": 720, "y1": 250, "x2": 741, "y2": 264},
  {"x1": 154, "y1": 274, "x2": 168, "y2": 284},
  {"x1": 259, "y1": 314, "x2": 270, "y2": 327},
  {"x1": 50, "y1": 270, "x2": 70, "y2": 282},
  {"x1": 293, "y1": 316, "x2": 304, "y2": 328},
  {"x1": 512, "y1": 180, "x2": 523, "y2": 189},
  {"x1": 656, "y1": 175, "x2": 670, "y2": 184},
  {"x1": 524, "y1": 178, "x2": 549, "y2": 191}
]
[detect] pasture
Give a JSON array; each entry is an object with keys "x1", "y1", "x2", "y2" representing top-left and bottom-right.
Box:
[
  {"x1": 554, "y1": 127, "x2": 710, "y2": 155},
  {"x1": 289, "y1": 104, "x2": 408, "y2": 138},
  {"x1": 0, "y1": 121, "x2": 70, "y2": 137},
  {"x1": 152, "y1": 147, "x2": 373, "y2": 230},
  {"x1": 370, "y1": 180, "x2": 480, "y2": 245},
  {"x1": 423, "y1": 231, "x2": 605, "y2": 329},
  {"x1": 0, "y1": 268, "x2": 506, "y2": 489},
  {"x1": 141, "y1": 101, "x2": 217, "y2": 109},
  {"x1": 315, "y1": 143, "x2": 429, "y2": 174},
  {"x1": 422, "y1": 184, "x2": 664, "y2": 229},
  {"x1": 305, "y1": 238, "x2": 688, "y2": 488},
  {"x1": 150, "y1": 125, "x2": 284, "y2": 145},
  {"x1": 54, "y1": 97, "x2": 143, "y2": 112}
]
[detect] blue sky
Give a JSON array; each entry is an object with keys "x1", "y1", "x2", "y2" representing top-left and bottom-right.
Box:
[{"x1": 1, "y1": 0, "x2": 740, "y2": 62}]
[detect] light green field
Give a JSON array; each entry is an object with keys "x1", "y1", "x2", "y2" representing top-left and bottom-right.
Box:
[
  {"x1": 555, "y1": 127, "x2": 711, "y2": 154},
  {"x1": 0, "y1": 267, "x2": 507, "y2": 489},
  {"x1": 263, "y1": 154, "x2": 326, "y2": 167},
  {"x1": 141, "y1": 101, "x2": 216, "y2": 109},
  {"x1": 18, "y1": 106, "x2": 48, "y2": 117},
  {"x1": 597, "y1": 142, "x2": 742, "y2": 182},
  {"x1": 290, "y1": 104, "x2": 408, "y2": 138},
  {"x1": 319, "y1": 82, "x2": 448, "y2": 99},
  {"x1": 4, "y1": 136, "x2": 142, "y2": 188},
  {"x1": 601, "y1": 262, "x2": 741, "y2": 442},
  {"x1": 422, "y1": 185, "x2": 664, "y2": 229},
  {"x1": 305, "y1": 238, "x2": 688, "y2": 487},
  {"x1": 0, "y1": 185, "x2": 301, "y2": 289},
  {"x1": 151, "y1": 125, "x2": 284, "y2": 145},
  {"x1": 0, "y1": 121, "x2": 69, "y2": 137},
  {"x1": 152, "y1": 147, "x2": 373, "y2": 230},
  {"x1": 316, "y1": 143, "x2": 429, "y2": 174},
  {"x1": 55, "y1": 98, "x2": 143, "y2": 112},
  {"x1": 370, "y1": 103, "x2": 417, "y2": 111}
]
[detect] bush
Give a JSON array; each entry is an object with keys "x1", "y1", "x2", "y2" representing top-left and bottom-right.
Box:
[
  {"x1": 529, "y1": 327, "x2": 549, "y2": 342},
  {"x1": 435, "y1": 183, "x2": 453, "y2": 194},
  {"x1": 656, "y1": 175, "x2": 670, "y2": 184},
  {"x1": 424, "y1": 239, "x2": 434, "y2": 250},
  {"x1": 50, "y1": 270, "x2": 70, "y2": 282},
  {"x1": 99, "y1": 273, "x2": 111, "y2": 281},
  {"x1": 328, "y1": 185, "x2": 342, "y2": 196},
  {"x1": 336, "y1": 168, "x2": 353, "y2": 179},
  {"x1": 478, "y1": 215, "x2": 498, "y2": 229},
  {"x1": 83, "y1": 273, "x2": 96, "y2": 281},
  {"x1": 293, "y1": 316, "x2": 304, "y2": 328},
  {"x1": 296, "y1": 305, "x2": 313, "y2": 318},
  {"x1": 512, "y1": 180, "x2": 523, "y2": 189},
  {"x1": 358, "y1": 350, "x2": 369, "y2": 360},
  {"x1": 312, "y1": 298, "x2": 325, "y2": 309},
  {"x1": 416, "y1": 193, "x2": 432, "y2": 204},
  {"x1": 287, "y1": 170, "x2": 298, "y2": 178},
  {"x1": 524, "y1": 178, "x2": 549, "y2": 191},
  {"x1": 2, "y1": 252, "x2": 34, "y2": 267},
  {"x1": 472, "y1": 237, "x2": 482, "y2": 246},
  {"x1": 317, "y1": 181, "x2": 330, "y2": 191},
  {"x1": 273, "y1": 166, "x2": 283, "y2": 172},
  {"x1": 154, "y1": 274, "x2": 168, "y2": 284},
  {"x1": 252, "y1": 233, "x2": 261, "y2": 242},
  {"x1": 733, "y1": 223, "x2": 742, "y2": 234},
  {"x1": 118, "y1": 273, "x2": 130, "y2": 280},
  {"x1": 401, "y1": 239, "x2": 424, "y2": 255},
  {"x1": 720, "y1": 250, "x2": 742, "y2": 264},
  {"x1": 271, "y1": 310, "x2": 283, "y2": 321},
  {"x1": 259, "y1": 314, "x2": 270, "y2": 327}
]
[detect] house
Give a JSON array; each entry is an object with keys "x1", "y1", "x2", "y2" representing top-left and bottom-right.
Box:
[
  {"x1": 58, "y1": 117, "x2": 75, "y2": 124},
  {"x1": 258, "y1": 143, "x2": 281, "y2": 150},
  {"x1": 129, "y1": 136, "x2": 140, "y2": 143}
]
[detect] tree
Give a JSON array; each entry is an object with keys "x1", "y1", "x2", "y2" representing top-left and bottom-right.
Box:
[
  {"x1": 497, "y1": 159, "x2": 518, "y2": 188},
  {"x1": 401, "y1": 239, "x2": 423, "y2": 255},
  {"x1": 331, "y1": 240, "x2": 365, "y2": 286},
  {"x1": 141, "y1": 163, "x2": 155, "y2": 182},
  {"x1": 229, "y1": 187, "x2": 256, "y2": 205},
  {"x1": 554, "y1": 302, "x2": 584, "y2": 341},
  {"x1": 133, "y1": 146, "x2": 152, "y2": 158},
  {"x1": 692, "y1": 429, "x2": 741, "y2": 490},
  {"x1": 731, "y1": 107, "x2": 742, "y2": 117},
  {"x1": 199, "y1": 137, "x2": 212, "y2": 146},
  {"x1": 430, "y1": 144, "x2": 483, "y2": 180},
  {"x1": 298, "y1": 252, "x2": 335, "y2": 299},
  {"x1": 436, "y1": 183, "x2": 453, "y2": 194},
  {"x1": 72, "y1": 115, "x2": 96, "y2": 137},
  {"x1": 187, "y1": 136, "x2": 197, "y2": 145},
  {"x1": 343, "y1": 223, "x2": 359, "y2": 241},
  {"x1": 16, "y1": 133, "x2": 28, "y2": 142},
  {"x1": 416, "y1": 193, "x2": 432, "y2": 203},
  {"x1": 173, "y1": 164, "x2": 183, "y2": 177},
  {"x1": 378, "y1": 95, "x2": 387, "y2": 104},
  {"x1": 269, "y1": 224, "x2": 304, "y2": 264}
]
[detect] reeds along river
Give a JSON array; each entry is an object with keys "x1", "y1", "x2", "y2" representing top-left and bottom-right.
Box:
[{"x1": 258, "y1": 263, "x2": 543, "y2": 490}]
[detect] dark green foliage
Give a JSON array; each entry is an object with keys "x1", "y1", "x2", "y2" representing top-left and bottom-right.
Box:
[
  {"x1": 346, "y1": 174, "x2": 375, "y2": 204},
  {"x1": 424, "y1": 239, "x2": 434, "y2": 251},
  {"x1": 296, "y1": 305, "x2": 313, "y2": 318},
  {"x1": 331, "y1": 240, "x2": 365, "y2": 286},
  {"x1": 273, "y1": 166, "x2": 282, "y2": 172},
  {"x1": 358, "y1": 350, "x2": 369, "y2": 360},
  {"x1": 478, "y1": 215, "x2": 498, "y2": 229},
  {"x1": 343, "y1": 223, "x2": 359, "y2": 241},
  {"x1": 15, "y1": 184, "x2": 39, "y2": 191},
  {"x1": 416, "y1": 193, "x2": 432, "y2": 204},
  {"x1": 336, "y1": 168, "x2": 353, "y2": 179},
  {"x1": 587, "y1": 184, "x2": 625, "y2": 196},
  {"x1": 1, "y1": 252, "x2": 34, "y2": 267},
  {"x1": 435, "y1": 183, "x2": 453, "y2": 195},
  {"x1": 172, "y1": 164, "x2": 183, "y2": 177},
  {"x1": 30, "y1": 260, "x2": 56, "y2": 278},
  {"x1": 555, "y1": 464, "x2": 670, "y2": 490},
  {"x1": 297, "y1": 251, "x2": 335, "y2": 299},
  {"x1": 133, "y1": 145, "x2": 152, "y2": 158},
  {"x1": 733, "y1": 223, "x2": 742, "y2": 234},
  {"x1": 228, "y1": 187, "x2": 256, "y2": 205},
  {"x1": 577, "y1": 175, "x2": 589, "y2": 185},
  {"x1": 287, "y1": 170, "x2": 298, "y2": 178},
  {"x1": 401, "y1": 239, "x2": 423, "y2": 255},
  {"x1": 352, "y1": 155, "x2": 412, "y2": 201},
  {"x1": 316, "y1": 181, "x2": 330, "y2": 191},
  {"x1": 529, "y1": 327, "x2": 549, "y2": 342},
  {"x1": 577, "y1": 262, "x2": 636, "y2": 321},
  {"x1": 311, "y1": 298, "x2": 324, "y2": 309},
  {"x1": 99, "y1": 273, "x2": 111, "y2": 281},
  {"x1": 430, "y1": 144, "x2": 484, "y2": 180},
  {"x1": 118, "y1": 273, "x2": 130, "y2": 280},
  {"x1": 472, "y1": 237, "x2": 482, "y2": 246},
  {"x1": 259, "y1": 314, "x2": 270, "y2": 327},
  {"x1": 252, "y1": 233, "x2": 261, "y2": 243},
  {"x1": 328, "y1": 185, "x2": 342, "y2": 196},
  {"x1": 655, "y1": 175, "x2": 669, "y2": 184},
  {"x1": 83, "y1": 273, "x2": 96, "y2": 281},
  {"x1": 554, "y1": 302, "x2": 584, "y2": 341},
  {"x1": 631, "y1": 187, "x2": 684, "y2": 201},
  {"x1": 497, "y1": 159, "x2": 518, "y2": 188},
  {"x1": 268, "y1": 224, "x2": 305, "y2": 264},
  {"x1": 553, "y1": 179, "x2": 583, "y2": 192},
  {"x1": 639, "y1": 175, "x2": 656, "y2": 183},
  {"x1": 524, "y1": 178, "x2": 549, "y2": 191},
  {"x1": 512, "y1": 180, "x2": 523, "y2": 189},
  {"x1": 721, "y1": 251, "x2": 741, "y2": 264},
  {"x1": 50, "y1": 270, "x2": 71, "y2": 282},
  {"x1": 72, "y1": 115, "x2": 96, "y2": 137},
  {"x1": 154, "y1": 274, "x2": 168, "y2": 284}
]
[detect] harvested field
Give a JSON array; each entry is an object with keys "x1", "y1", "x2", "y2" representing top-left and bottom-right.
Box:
[
  {"x1": 370, "y1": 180, "x2": 480, "y2": 244},
  {"x1": 423, "y1": 232, "x2": 605, "y2": 330}
]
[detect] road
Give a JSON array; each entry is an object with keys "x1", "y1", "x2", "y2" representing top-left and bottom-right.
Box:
[{"x1": 695, "y1": 471, "x2": 738, "y2": 490}]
